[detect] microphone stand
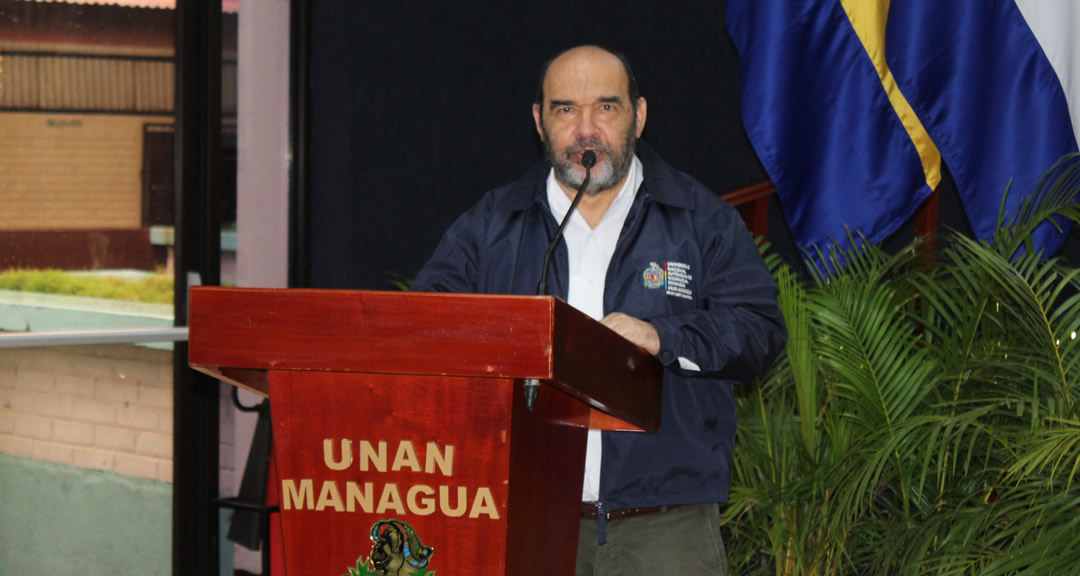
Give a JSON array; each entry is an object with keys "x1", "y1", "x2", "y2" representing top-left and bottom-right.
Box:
[{"x1": 525, "y1": 150, "x2": 596, "y2": 413}]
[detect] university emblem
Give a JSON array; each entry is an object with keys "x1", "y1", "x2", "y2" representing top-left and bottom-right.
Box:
[
  {"x1": 344, "y1": 519, "x2": 436, "y2": 576},
  {"x1": 642, "y1": 262, "x2": 666, "y2": 289}
]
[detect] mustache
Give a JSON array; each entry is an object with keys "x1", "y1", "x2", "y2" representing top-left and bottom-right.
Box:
[{"x1": 565, "y1": 139, "x2": 614, "y2": 160}]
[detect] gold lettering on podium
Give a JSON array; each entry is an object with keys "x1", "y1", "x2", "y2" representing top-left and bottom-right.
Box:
[
  {"x1": 323, "y1": 439, "x2": 352, "y2": 470},
  {"x1": 392, "y1": 441, "x2": 421, "y2": 472},
  {"x1": 316, "y1": 480, "x2": 344, "y2": 511},
  {"x1": 426, "y1": 442, "x2": 454, "y2": 476},
  {"x1": 359, "y1": 440, "x2": 387, "y2": 472},
  {"x1": 439, "y1": 486, "x2": 467, "y2": 518},
  {"x1": 328, "y1": 439, "x2": 456, "y2": 476},
  {"x1": 283, "y1": 480, "x2": 501, "y2": 519},
  {"x1": 407, "y1": 485, "x2": 437, "y2": 516},
  {"x1": 469, "y1": 488, "x2": 499, "y2": 519},
  {"x1": 282, "y1": 479, "x2": 313, "y2": 510},
  {"x1": 285, "y1": 439, "x2": 497, "y2": 519},
  {"x1": 377, "y1": 483, "x2": 405, "y2": 514},
  {"x1": 347, "y1": 482, "x2": 374, "y2": 513}
]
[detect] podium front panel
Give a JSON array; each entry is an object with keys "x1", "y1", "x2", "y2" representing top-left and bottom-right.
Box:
[{"x1": 269, "y1": 370, "x2": 588, "y2": 575}]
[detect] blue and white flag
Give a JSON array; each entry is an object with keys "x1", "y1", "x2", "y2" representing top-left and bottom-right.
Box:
[{"x1": 726, "y1": 0, "x2": 1079, "y2": 259}]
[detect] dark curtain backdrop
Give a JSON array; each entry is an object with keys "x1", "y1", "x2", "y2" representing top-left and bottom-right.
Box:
[
  {"x1": 308, "y1": 0, "x2": 775, "y2": 290},
  {"x1": 307, "y1": 0, "x2": 1078, "y2": 289}
]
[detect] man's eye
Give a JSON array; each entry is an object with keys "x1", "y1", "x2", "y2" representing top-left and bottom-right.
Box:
[
  {"x1": 602, "y1": 104, "x2": 614, "y2": 111},
  {"x1": 560, "y1": 107, "x2": 573, "y2": 114}
]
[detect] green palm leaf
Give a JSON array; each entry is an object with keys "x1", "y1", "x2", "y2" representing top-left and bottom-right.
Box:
[{"x1": 727, "y1": 154, "x2": 1080, "y2": 575}]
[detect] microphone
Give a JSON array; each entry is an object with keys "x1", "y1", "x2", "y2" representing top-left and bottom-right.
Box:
[
  {"x1": 536, "y1": 150, "x2": 596, "y2": 295},
  {"x1": 525, "y1": 150, "x2": 596, "y2": 413},
  {"x1": 582, "y1": 149, "x2": 598, "y2": 169}
]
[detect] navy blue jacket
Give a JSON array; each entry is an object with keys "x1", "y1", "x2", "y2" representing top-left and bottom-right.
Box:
[{"x1": 412, "y1": 141, "x2": 786, "y2": 517}]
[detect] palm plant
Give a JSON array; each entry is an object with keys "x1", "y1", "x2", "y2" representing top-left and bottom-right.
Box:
[{"x1": 725, "y1": 154, "x2": 1080, "y2": 575}]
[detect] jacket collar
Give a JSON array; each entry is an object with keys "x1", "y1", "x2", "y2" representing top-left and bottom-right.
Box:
[{"x1": 497, "y1": 140, "x2": 696, "y2": 212}]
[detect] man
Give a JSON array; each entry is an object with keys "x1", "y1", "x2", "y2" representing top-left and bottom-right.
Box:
[{"x1": 411, "y1": 45, "x2": 786, "y2": 575}]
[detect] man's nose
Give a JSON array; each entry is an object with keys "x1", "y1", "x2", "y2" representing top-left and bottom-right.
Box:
[{"x1": 574, "y1": 109, "x2": 599, "y2": 139}]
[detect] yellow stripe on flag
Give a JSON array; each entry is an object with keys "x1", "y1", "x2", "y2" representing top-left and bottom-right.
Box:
[{"x1": 840, "y1": 0, "x2": 942, "y2": 191}]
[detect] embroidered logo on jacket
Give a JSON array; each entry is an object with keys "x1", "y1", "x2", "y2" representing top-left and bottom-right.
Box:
[
  {"x1": 664, "y1": 261, "x2": 693, "y2": 300},
  {"x1": 643, "y1": 262, "x2": 666, "y2": 289},
  {"x1": 643, "y1": 261, "x2": 693, "y2": 300}
]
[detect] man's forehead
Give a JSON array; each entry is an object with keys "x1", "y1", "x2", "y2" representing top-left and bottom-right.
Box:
[{"x1": 542, "y1": 47, "x2": 630, "y2": 102}]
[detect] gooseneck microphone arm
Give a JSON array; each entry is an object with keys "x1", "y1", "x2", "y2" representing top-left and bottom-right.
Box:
[
  {"x1": 525, "y1": 149, "x2": 596, "y2": 413},
  {"x1": 536, "y1": 150, "x2": 597, "y2": 295}
]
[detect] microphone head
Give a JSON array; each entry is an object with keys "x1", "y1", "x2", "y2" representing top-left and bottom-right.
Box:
[{"x1": 581, "y1": 150, "x2": 597, "y2": 169}]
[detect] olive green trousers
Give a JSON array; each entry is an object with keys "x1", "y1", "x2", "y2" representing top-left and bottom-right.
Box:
[{"x1": 575, "y1": 503, "x2": 730, "y2": 576}]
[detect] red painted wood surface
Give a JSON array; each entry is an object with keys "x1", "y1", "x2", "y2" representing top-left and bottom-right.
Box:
[
  {"x1": 270, "y1": 370, "x2": 587, "y2": 576},
  {"x1": 187, "y1": 287, "x2": 666, "y2": 575},
  {"x1": 505, "y1": 373, "x2": 590, "y2": 574},
  {"x1": 189, "y1": 288, "x2": 661, "y2": 432},
  {"x1": 720, "y1": 180, "x2": 774, "y2": 240},
  {"x1": 552, "y1": 301, "x2": 660, "y2": 432}
]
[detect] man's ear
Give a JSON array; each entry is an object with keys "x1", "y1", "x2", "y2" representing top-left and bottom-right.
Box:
[
  {"x1": 532, "y1": 103, "x2": 545, "y2": 141},
  {"x1": 634, "y1": 97, "x2": 647, "y2": 138}
]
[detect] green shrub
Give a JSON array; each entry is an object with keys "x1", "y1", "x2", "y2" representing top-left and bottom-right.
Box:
[
  {"x1": 726, "y1": 154, "x2": 1080, "y2": 575},
  {"x1": 0, "y1": 269, "x2": 173, "y2": 304}
]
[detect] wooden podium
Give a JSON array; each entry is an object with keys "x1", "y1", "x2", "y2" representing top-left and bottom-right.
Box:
[{"x1": 188, "y1": 287, "x2": 662, "y2": 575}]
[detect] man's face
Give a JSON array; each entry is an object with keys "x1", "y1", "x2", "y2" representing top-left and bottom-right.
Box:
[{"x1": 533, "y1": 47, "x2": 647, "y2": 196}]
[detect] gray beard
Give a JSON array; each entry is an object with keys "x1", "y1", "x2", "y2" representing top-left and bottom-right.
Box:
[{"x1": 545, "y1": 130, "x2": 637, "y2": 197}]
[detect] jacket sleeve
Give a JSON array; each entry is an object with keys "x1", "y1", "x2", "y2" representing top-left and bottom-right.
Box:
[
  {"x1": 409, "y1": 198, "x2": 488, "y2": 293},
  {"x1": 646, "y1": 203, "x2": 787, "y2": 383}
]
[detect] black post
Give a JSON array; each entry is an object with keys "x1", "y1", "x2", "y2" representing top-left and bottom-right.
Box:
[
  {"x1": 173, "y1": 0, "x2": 222, "y2": 574},
  {"x1": 289, "y1": 0, "x2": 311, "y2": 289}
]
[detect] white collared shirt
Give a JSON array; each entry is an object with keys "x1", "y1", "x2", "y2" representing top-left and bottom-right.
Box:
[{"x1": 546, "y1": 155, "x2": 643, "y2": 502}]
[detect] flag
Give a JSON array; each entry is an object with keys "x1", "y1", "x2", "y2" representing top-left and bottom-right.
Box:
[
  {"x1": 726, "y1": 0, "x2": 1080, "y2": 260},
  {"x1": 886, "y1": 0, "x2": 1079, "y2": 254},
  {"x1": 725, "y1": 2, "x2": 933, "y2": 260}
]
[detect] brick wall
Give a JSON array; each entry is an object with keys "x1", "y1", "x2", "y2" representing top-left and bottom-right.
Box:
[
  {"x1": 0, "y1": 344, "x2": 174, "y2": 483},
  {"x1": 0, "y1": 112, "x2": 172, "y2": 230}
]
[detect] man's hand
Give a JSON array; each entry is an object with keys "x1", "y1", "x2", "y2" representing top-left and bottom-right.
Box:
[{"x1": 600, "y1": 312, "x2": 661, "y2": 356}]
